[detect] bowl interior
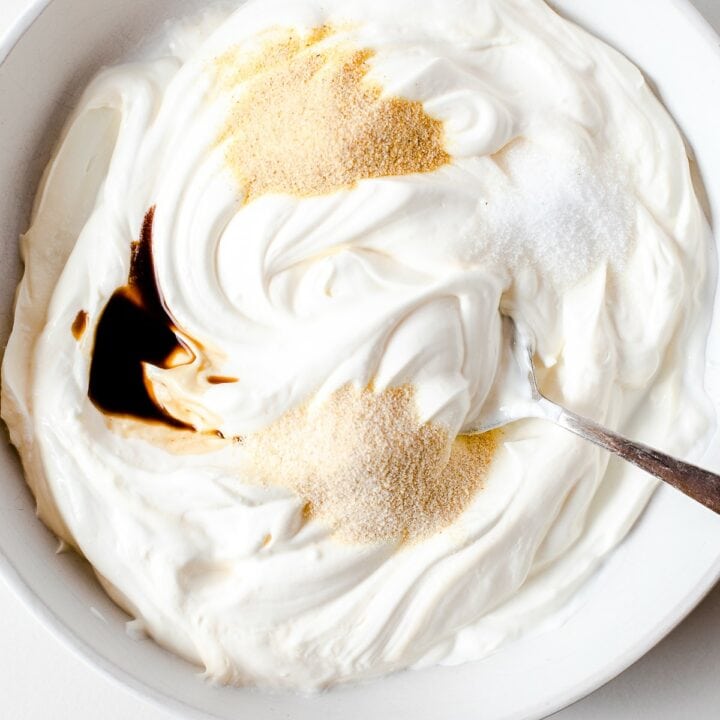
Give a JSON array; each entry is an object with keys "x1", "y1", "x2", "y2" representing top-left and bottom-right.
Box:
[{"x1": 0, "y1": 1, "x2": 719, "y2": 719}]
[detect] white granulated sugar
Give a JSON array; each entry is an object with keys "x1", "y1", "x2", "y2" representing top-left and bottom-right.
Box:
[{"x1": 472, "y1": 141, "x2": 634, "y2": 285}]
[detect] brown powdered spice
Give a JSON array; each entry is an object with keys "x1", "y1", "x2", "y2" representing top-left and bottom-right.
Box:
[
  {"x1": 215, "y1": 26, "x2": 450, "y2": 202},
  {"x1": 246, "y1": 384, "x2": 498, "y2": 544}
]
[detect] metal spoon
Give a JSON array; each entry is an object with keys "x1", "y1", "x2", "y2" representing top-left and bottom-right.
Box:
[{"x1": 469, "y1": 315, "x2": 720, "y2": 514}]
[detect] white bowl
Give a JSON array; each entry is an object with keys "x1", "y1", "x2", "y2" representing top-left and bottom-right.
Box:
[{"x1": 1, "y1": 1, "x2": 719, "y2": 718}]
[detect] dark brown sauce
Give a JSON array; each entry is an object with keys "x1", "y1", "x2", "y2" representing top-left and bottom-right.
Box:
[
  {"x1": 71, "y1": 310, "x2": 88, "y2": 341},
  {"x1": 207, "y1": 375, "x2": 239, "y2": 385},
  {"x1": 88, "y1": 207, "x2": 194, "y2": 429}
]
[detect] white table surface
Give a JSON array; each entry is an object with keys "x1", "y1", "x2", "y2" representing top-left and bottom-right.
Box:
[{"x1": 1, "y1": 1, "x2": 719, "y2": 718}]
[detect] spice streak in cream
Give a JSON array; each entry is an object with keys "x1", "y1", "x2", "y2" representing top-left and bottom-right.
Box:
[{"x1": 1, "y1": 0, "x2": 714, "y2": 689}]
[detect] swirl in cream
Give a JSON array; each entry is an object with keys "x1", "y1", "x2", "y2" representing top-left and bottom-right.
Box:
[{"x1": 1, "y1": 0, "x2": 714, "y2": 689}]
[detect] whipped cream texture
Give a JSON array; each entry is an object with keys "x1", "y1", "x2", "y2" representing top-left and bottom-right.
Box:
[{"x1": 1, "y1": 0, "x2": 714, "y2": 689}]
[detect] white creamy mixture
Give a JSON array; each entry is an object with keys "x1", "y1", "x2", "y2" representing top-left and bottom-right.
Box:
[{"x1": 1, "y1": 0, "x2": 714, "y2": 689}]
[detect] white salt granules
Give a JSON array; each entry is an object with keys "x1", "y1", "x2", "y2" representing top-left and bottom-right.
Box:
[{"x1": 470, "y1": 140, "x2": 634, "y2": 285}]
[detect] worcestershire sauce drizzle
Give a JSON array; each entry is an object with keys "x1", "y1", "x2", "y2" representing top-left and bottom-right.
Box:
[
  {"x1": 71, "y1": 310, "x2": 89, "y2": 340},
  {"x1": 88, "y1": 207, "x2": 194, "y2": 429}
]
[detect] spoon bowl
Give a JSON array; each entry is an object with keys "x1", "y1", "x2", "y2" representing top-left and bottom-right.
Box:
[{"x1": 470, "y1": 315, "x2": 720, "y2": 514}]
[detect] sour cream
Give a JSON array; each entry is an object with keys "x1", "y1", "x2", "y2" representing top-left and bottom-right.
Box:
[{"x1": 1, "y1": 0, "x2": 713, "y2": 689}]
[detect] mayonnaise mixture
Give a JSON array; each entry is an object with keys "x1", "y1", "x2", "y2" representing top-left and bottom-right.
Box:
[{"x1": 1, "y1": 0, "x2": 714, "y2": 690}]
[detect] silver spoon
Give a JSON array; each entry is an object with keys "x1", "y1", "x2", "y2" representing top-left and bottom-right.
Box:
[{"x1": 469, "y1": 315, "x2": 720, "y2": 514}]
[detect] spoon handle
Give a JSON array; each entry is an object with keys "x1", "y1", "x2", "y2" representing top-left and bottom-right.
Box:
[{"x1": 547, "y1": 401, "x2": 720, "y2": 514}]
